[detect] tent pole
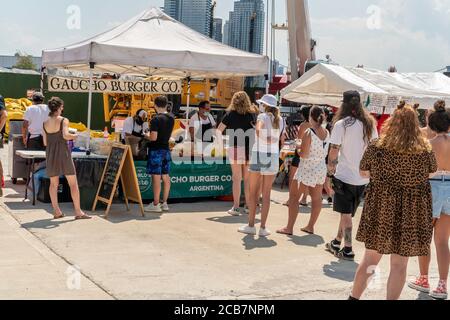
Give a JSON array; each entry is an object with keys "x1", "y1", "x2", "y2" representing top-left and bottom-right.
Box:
[
  {"x1": 185, "y1": 77, "x2": 191, "y2": 140},
  {"x1": 87, "y1": 62, "x2": 95, "y2": 153}
]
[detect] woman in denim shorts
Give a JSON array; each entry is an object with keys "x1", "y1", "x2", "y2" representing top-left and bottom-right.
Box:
[
  {"x1": 409, "y1": 100, "x2": 450, "y2": 300},
  {"x1": 238, "y1": 95, "x2": 285, "y2": 237}
]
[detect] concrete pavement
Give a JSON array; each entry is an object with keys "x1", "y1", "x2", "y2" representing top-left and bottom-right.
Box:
[{"x1": 0, "y1": 149, "x2": 442, "y2": 300}]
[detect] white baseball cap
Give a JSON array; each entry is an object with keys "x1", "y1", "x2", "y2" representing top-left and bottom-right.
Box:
[{"x1": 256, "y1": 94, "x2": 279, "y2": 108}]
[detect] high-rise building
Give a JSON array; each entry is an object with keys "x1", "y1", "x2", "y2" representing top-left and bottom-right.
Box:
[
  {"x1": 164, "y1": 0, "x2": 212, "y2": 37},
  {"x1": 227, "y1": 0, "x2": 265, "y2": 54},
  {"x1": 212, "y1": 18, "x2": 223, "y2": 43},
  {"x1": 223, "y1": 20, "x2": 230, "y2": 45}
]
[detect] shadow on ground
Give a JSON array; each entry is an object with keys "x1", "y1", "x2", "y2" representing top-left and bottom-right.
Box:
[
  {"x1": 287, "y1": 234, "x2": 325, "y2": 248},
  {"x1": 206, "y1": 214, "x2": 261, "y2": 225},
  {"x1": 416, "y1": 292, "x2": 434, "y2": 301},
  {"x1": 21, "y1": 218, "x2": 77, "y2": 230},
  {"x1": 322, "y1": 260, "x2": 359, "y2": 282},
  {"x1": 242, "y1": 235, "x2": 277, "y2": 250}
]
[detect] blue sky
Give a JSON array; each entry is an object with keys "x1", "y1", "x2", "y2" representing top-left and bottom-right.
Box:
[{"x1": 1, "y1": 0, "x2": 449, "y2": 72}]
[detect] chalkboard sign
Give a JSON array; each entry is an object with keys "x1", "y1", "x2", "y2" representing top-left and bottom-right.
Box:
[
  {"x1": 92, "y1": 144, "x2": 144, "y2": 218},
  {"x1": 98, "y1": 146, "x2": 126, "y2": 200}
]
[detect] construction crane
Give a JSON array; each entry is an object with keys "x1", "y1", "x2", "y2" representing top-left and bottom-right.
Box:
[
  {"x1": 285, "y1": 0, "x2": 316, "y2": 80},
  {"x1": 269, "y1": 0, "x2": 317, "y2": 94}
]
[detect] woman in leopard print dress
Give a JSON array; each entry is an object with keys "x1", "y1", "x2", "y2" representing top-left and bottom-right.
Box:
[{"x1": 350, "y1": 102, "x2": 437, "y2": 300}]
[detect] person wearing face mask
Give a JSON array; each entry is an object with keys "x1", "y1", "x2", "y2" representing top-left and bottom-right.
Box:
[
  {"x1": 121, "y1": 109, "x2": 149, "y2": 144},
  {"x1": 189, "y1": 101, "x2": 216, "y2": 143}
]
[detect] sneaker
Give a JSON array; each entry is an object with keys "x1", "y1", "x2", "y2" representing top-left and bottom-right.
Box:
[
  {"x1": 144, "y1": 203, "x2": 162, "y2": 213},
  {"x1": 327, "y1": 197, "x2": 333, "y2": 204},
  {"x1": 429, "y1": 281, "x2": 447, "y2": 300},
  {"x1": 408, "y1": 276, "x2": 430, "y2": 293},
  {"x1": 161, "y1": 202, "x2": 169, "y2": 212},
  {"x1": 238, "y1": 225, "x2": 257, "y2": 235},
  {"x1": 325, "y1": 240, "x2": 341, "y2": 256},
  {"x1": 336, "y1": 248, "x2": 355, "y2": 261},
  {"x1": 259, "y1": 228, "x2": 271, "y2": 237},
  {"x1": 240, "y1": 206, "x2": 249, "y2": 215},
  {"x1": 227, "y1": 207, "x2": 241, "y2": 216}
]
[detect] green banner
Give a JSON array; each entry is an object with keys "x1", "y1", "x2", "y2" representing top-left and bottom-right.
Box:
[{"x1": 135, "y1": 161, "x2": 233, "y2": 200}]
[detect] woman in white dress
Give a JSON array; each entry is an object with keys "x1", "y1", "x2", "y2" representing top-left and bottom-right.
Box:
[{"x1": 278, "y1": 106, "x2": 329, "y2": 235}]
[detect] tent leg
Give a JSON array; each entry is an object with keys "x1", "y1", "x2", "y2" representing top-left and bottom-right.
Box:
[
  {"x1": 185, "y1": 77, "x2": 191, "y2": 140},
  {"x1": 40, "y1": 67, "x2": 45, "y2": 93},
  {"x1": 87, "y1": 63, "x2": 95, "y2": 153}
]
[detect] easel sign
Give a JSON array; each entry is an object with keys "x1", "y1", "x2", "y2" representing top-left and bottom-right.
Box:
[{"x1": 92, "y1": 144, "x2": 145, "y2": 218}]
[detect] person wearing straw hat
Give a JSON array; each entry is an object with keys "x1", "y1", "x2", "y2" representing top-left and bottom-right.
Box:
[{"x1": 238, "y1": 94, "x2": 286, "y2": 237}]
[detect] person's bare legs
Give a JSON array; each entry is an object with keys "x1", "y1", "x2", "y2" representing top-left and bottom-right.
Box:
[
  {"x1": 242, "y1": 164, "x2": 250, "y2": 208},
  {"x1": 0, "y1": 160, "x2": 3, "y2": 196},
  {"x1": 300, "y1": 188, "x2": 309, "y2": 205},
  {"x1": 387, "y1": 254, "x2": 409, "y2": 300},
  {"x1": 417, "y1": 255, "x2": 431, "y2": 278},
  {"x1": 260, "y1": 174, "x2": 276, "y2": 229},
  {"x1": 284, "y1": 166, "x2": 297, "y2": 206},
  {"x1": 162, "y1": 174, "x2": 171, "y2": 204},
  {"x1": 231, "y1": 163, "x2": 242, "y2": 209},
  {"x1": 434, "y1": 215, "x2": 450, "y2": 288},
  {"x1": 302, "y1": 184, "x2": 324, "y2": 234},
  {"x1": 66, "y1": 175, "x2": 86, "y2": 217},
  {"x1": 152, "y1": 175, "x2": 161, "y2": 206},
  {"x1": 351, "y1": 249, "x2": 383, "y2": 299},
  {"x1": 278, "y1": 181, "x2": 306, "y2": 235},
  {"x1": 248, "y1": 172, "x2": 261, "y2": 227},
  {"x1": 341, "y1": 214, "x2": 353, "y2": 248},
  {"x1": 49, "y1": 176, "x2": 63, "y2": 217}
]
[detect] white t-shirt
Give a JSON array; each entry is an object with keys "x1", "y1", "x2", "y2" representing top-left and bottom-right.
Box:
[
  {"x1": 23, "y1": 104, "x2": 50, "y2": 138},
  {"x1": 188, "y1": 113, "x2": 216, "y2": 128},
  {"x1": 252, "y1": 113, "x2": 285, "y2": 154},
  {"x1": 329, "y1": 117, "x2": 379, "y2": 186},
  {"x1": 121, "y1": 116, "x2": 149, "y2": 141}
]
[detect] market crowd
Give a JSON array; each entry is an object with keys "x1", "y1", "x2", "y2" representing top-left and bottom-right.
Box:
[
  {"x1": 185, "y1": 90, "x2": 449, "y2": 301},
  {"x1": 2, "y1": 88, "x2": 449, "y2": 301}
]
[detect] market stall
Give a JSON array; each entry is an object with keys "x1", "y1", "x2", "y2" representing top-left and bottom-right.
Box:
[
  {"x1": 40, "y1": 7, "x2": 269, "y2": 202},
  {"x1": 281, "y1": 64, "x2": 450, "y2": 114}
]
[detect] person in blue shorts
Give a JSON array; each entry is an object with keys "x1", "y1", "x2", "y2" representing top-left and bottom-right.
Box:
[{"x1": 145, "y1": 96, "x2": 175, "y2": 213}]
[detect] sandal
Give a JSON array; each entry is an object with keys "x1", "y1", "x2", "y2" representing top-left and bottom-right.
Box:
[
  {"x1": 276, "y1": 228, "x2": 293, "y2": 236},
  {"x1": 53, "y1": 213, "x2": 65, "y2": 220},
  {"x1": 301, "y1": 228, "x2": 314, "y2": 235},
  {"x1": 75, "y1": 214, "x2": 92, "y2": 220}
]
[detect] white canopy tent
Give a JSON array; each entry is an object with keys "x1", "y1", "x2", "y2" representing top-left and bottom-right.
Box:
[
  {"x1": 281, "y1": 64, "x2": 450, "y2": 113},
  {"x1": 41, "y1": 7, "x2": 269, "y2": 148}
]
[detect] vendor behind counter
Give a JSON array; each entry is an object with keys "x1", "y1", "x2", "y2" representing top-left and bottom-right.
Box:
[
  {"x1": 121, "y1": 109, "x2": 149, "y2": 143},
  {"x1": 189, "y1": 101, "x2": 216, "y2": 143}
]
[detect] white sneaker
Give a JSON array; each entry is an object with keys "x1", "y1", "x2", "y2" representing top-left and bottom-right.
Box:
[
  {"x1": 241, "y1": 206, "x2": 249, "y2": 215},
  {"x1": 145, "y1": 203, "x2": 162, "y2": 213},
  {"x1": 227, "y1": 207, "x2": 241, "y2": 216},
  {"x1": 161, "y1": 202, "x2": 169, "y2": 212},
  {"x1": 259, "y1": 228, "x2": 271, "y2": 237},
  {"x1": 238, "y1": 225, "x2": 257, "y2": 235}
]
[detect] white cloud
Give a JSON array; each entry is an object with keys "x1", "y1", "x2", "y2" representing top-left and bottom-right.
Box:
[
  {"x1": 432, "y1": 0, "x2": 450, "y2": 13},
  {"x1": 309, "y1": 0, "x2": 450, "y2": 72}
]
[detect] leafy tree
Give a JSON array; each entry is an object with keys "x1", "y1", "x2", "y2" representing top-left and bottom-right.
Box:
[{"x1": 13, "y1": 51, "x2": 37, "y2": 70}]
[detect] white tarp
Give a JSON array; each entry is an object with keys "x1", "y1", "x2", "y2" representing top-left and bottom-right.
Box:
[
  {"x1": 281, "y1": 64, "x2": 450, "y2": 113},
  {"x1": 41, "y1": 7, "x2": 268, "y2": 79}
]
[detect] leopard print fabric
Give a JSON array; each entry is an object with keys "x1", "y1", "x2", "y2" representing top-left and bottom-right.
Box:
[{"x1": 356, "y1": 141, "x2": 438, "y2": 257}]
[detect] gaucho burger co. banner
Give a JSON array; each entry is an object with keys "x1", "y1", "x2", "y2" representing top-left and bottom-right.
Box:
[{"x1": 48, "y1": 76, "x2": 182, "y2": 95}]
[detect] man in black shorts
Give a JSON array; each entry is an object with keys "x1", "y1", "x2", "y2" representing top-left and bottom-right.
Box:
[{"x1": 325, "y1": 91, "x2": 378, "y2": 261}]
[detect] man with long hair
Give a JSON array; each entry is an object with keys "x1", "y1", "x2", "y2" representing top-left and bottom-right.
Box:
[{"x1": 325, "y1": 91, "x2": 378, "y2": 261}]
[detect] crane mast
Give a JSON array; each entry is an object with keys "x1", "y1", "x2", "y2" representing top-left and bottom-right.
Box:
[{"x1": 285, "y1": 0, "x2": 316, "y2": 81}]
